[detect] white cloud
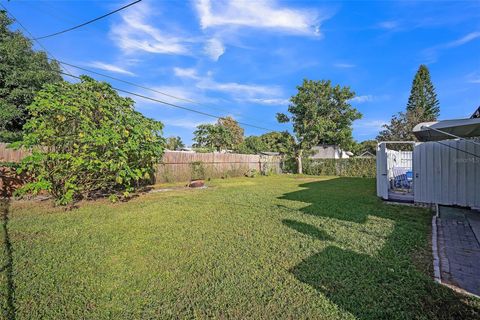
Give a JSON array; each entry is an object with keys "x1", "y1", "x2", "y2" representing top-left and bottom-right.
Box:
[
  {"x1": 378, "y1": 20, "x2": 400, "y2": 30},
  {"x1": 353, "y1": 119, "x2": 387, "y2": 137},
  {"x1": 349, "y1": 94, "x2": 390, "y2": 104},
  {"x1": 423, "y1": 31, "x2": 480, "y2": 63},
  {"x1": 197, "y1": 78, "x2": 282, "y2": 97},
  {"x1": 444, "y1": 31, "x2": 480, "y2": 48},
  {"x1": 466, "y1": 72, "x2": 480, "y2": 84},
  {"x1": 350, "y1": 95, "x2": 375, "y2": 103},
  {"x1": 195, "y1": 0, "x2": 322, "y2": 36},
  {"x1": 173, "y1": 67, "x2": 200, "y2": 80},
  {"x1": 86, "y1": 61, "x2": 135, "y2": 76},
  {"x1": 334, "y1": 63, "x2": 355, "y2": 68},
  {"x1": 246, "y1": 98, "x2": 289, "y2": 106},
  {"x1": 162, "y1": 118, "x2": 212, "y2": 130},
  {"x1": 204, "y1": 38, "x2": 225, "y2": 61},
  {"x1": 110, "y1": 2, "x2": 189, "y2": 55}
]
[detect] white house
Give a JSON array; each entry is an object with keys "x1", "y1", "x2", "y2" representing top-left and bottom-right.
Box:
[{"x1": 310, "y1": 144, "x2": 353, "y2": 159}]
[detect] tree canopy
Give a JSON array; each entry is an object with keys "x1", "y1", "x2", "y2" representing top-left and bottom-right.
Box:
[
  {"x1": 193, "y1": 116, "x2": 243, "y2": 151},
  {"x1": 165, "y1": 136, "x2": 185, "y2": 150},
  {"x1": 0, "y1": 10, "x2": 62, "y2": 142},
  {"x1": 378, "y1": 65, "x2": 440, "y2": 143},
  {"x1": 277, "y1": 79, "x2": 362, "y2": 173},
  {"x1": 15, "y1": 76, "x2": 165, "y2": 205},
  {"x1": 406, "y1": 64, "x2": 440, "y2": 121}
]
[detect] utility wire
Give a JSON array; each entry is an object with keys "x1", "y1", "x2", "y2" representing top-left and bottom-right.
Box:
[
  {"x1": 59, "y1": 71, "x2": 274, "y2": 132},
  {"x1": 32, "y1": 0, "x2": 142, "y2": 40},
  {"x1": 0, "y1": 3, "x2": 74, "y2": 75},
  {"x1": 53, "y1": 60, "x2": 253, "y2": 120},
  {"x1": 1, "y1": 4, "x2": 277, "y2": 132}
]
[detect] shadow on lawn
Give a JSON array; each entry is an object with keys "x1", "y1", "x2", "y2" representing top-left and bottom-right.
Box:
[
  {"x1": 280, "y1": 178, "x2": 480, "y2": 320},
  {"x1": 1, "y1": 170, "x2": 17, "y2": 320}
]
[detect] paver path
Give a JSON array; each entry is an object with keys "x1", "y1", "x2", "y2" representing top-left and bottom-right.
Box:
[{"x1": 437, "y1": 206, "x2": 480, "y2": 296}]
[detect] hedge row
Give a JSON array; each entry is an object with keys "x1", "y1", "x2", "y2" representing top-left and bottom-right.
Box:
[{"x1": 302, "y1": 158, "x2": 376, "y2": 178}]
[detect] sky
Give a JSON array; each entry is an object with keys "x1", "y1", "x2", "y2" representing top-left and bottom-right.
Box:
[{"x1": 3, "y1": 0, "x2": 480, "y2": 145}]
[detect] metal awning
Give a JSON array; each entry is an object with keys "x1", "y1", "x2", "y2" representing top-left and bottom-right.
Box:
[{"x1": 413, "y1": 118, "x2": 480, "y2": 142}]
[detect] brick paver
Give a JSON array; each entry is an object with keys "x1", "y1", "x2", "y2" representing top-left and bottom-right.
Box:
[{"x1": 437, "y1": 206, "x2": 480, "y2": 296}]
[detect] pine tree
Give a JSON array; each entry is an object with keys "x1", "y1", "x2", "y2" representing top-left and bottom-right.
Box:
[{"x1": 406, "y1": 65, "x2": 440, "y2": 121}]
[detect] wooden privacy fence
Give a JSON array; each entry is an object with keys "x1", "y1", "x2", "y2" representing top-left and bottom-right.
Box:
[
  {"x1": 0, "y1": 143, "x2": 30, "y2": 163},
  {"x1": 0, "y1": 144, "x2": 282, "y2": 183},
  {"x1": 156, "y1": 151, "x2": 282, "y2": 183}
]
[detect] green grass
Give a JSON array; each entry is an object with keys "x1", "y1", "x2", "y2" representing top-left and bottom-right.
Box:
[{"x1": 1, "y1": 175, "x2": 479, "y2": 319}]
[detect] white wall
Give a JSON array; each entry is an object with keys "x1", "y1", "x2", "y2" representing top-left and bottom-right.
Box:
[{"x1": 413, "y1": 140, "x2": 480, "y2": 208}]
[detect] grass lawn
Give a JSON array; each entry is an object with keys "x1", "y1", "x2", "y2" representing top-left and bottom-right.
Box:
[{"x1": 1, "y1": 175, "x2": 479, "y2": 319}]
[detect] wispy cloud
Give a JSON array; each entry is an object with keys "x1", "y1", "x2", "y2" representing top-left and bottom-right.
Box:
[
  {"x1": 350, "y1": 95, "x2": 390, "y2": 104},
  {"x1": 204, "y1": 38, "x2": 225, "y2": 61},
  {"x1": 423, "y1": 31, "x2": 480, "y2": 63},
  {"x1": 245, "y1": 98, "x2": 290, "y2": 106},
  {"x1": 466, "y1": 72, "x2": 480, "y2": 84},
  {"x1": 444, "y1": 31, "x2": 480, "y2": 48},
  {"x1": 350, "y1": 95, "x2": 375, "y2": 103},
  {"x1": 173, "y1": 67, "x2": 200, "y2": 80},
  {"x1": 195, "y1": 0, "x2": 324, "y2": 36},
  {"x1": 334, "y1": 62, "x2": 355, "y2": 68},
  {"x1": 173, "y1": 67, "x2": 286, "y2": 102},
  {"x1": 110, "y1": 2, "x2": 189, "y2": 55},
  {"x1": 377, "y1": 20, "x2": 400, "y2": 30},
  {"x1": 162, "y1": 117, "x2": 214, "y2": 130},
  {"x1": 353, "y1": 119, "x2": 387, "y2": 137},
  {"x1": 86, "y1": 61, "x2": 135, "y2": 76}
]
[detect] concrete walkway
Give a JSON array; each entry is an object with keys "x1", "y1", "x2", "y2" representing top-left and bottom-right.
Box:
[{"x1": 436, "y1": 206, "x2": 480, "y2": 296}]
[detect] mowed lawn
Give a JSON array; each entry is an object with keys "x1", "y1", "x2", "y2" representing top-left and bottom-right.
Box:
[{"x1": 1, "y1": 176, "x2": 479, "y2": 319}]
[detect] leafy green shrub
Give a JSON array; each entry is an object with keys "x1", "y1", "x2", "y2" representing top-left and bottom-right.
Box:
[
  {"x1": 190, "y1": 161, "x2": 206, "y2": 181},
  {"x1": 303, "y1": 158, "x2": 376, "y2": 177},
  {"x1": 13, "y1": 76, "x2": 165, "y2": 205}
]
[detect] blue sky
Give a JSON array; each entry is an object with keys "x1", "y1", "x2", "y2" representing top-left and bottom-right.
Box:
[{"x1": 4, "y1": 0, "x2": 480, "y2": 145}]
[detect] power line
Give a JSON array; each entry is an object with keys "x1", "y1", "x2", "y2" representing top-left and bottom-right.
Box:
[
  {"x1": 53, "y1": 60, "x2": 251, "y2": 119},
  {"x1": 0, "y1": 3, "x2": 74, "y2": 75},
  {"x1": 3, "y1": 3, "x2": 283, "y2": 126},
  {"x1": 59, "y1": 71, "x2": 274, "y2": 132},
  {"x1": 32, "y1": 0, "x2": 142, "y2": 40},
  {"x1": 1, "y1": 4, "x2": 277, "y2": 132}
]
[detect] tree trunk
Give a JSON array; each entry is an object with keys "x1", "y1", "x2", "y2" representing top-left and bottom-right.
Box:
[{"x1": 296, "y1": 150, "x2": 303, "y2": 174}]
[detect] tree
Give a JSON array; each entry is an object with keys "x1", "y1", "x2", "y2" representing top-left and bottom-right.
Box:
[
  {"x1": 15, "y1": 76, "x2": 165, "y2": 205},
  {"x1": 277, "y1": 79, "x2": 362, "y2": 173},
  {"x1": 376, "y1": 108, "x2": 424, "y2": 147},
  {"x1": 193, "y1": 117, "x2": 244, "y2": 151},
  {"x1": 406, "y1": 64, "x2": 440, "y2": 120},
  {"x1": 353, "y1": 140, "x2": 377, "y2": 156},
  {"x1": 218, "y1": 116, "x2": 244, "y2": 146},
  {"x1": 235, "y1": 131, "x2": 295, "y2": 154},
  {"x1": 0, "y1": 10, "x2": 62, "y2": 142},
  {"x1": 165, "y1": 136, "x2": 184, "y2": 150}
]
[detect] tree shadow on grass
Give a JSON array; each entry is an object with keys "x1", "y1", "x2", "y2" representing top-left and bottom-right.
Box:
[
  {"x1": 282, "y1": 219, "x2": 332, "y2": 241},
  {"x1": 1, "y1": 168, "x2": 17, "y2": 320},
  {"x1": 0, "y1": 198, "x2": 15, "y2": 320},
  {"x1": 281, "y1": 177, "x2": 480, "y2": 319}
]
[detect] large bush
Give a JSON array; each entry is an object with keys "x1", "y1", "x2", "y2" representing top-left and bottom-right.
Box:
[
  {"x1": 14, "y1": 76, "x2": 164, "y2": 204},
  {"x1": 302, "y1": 158, "x2": 376, "y2": 178}
]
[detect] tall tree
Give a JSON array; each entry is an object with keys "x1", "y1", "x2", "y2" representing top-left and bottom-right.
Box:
[
  {"x1": 218, "y1": 116, "x2": 244, "y2": 146},
  {"x1": 277, "y1": 79, "x2": 361, "y2": 173},
  {"x1": 193, "y1": 117, "x2": 244, "y2": 151},
  {"x1": 0, "y1": 10, "x2": 62, "y2": 142},
  {"x1": 406, "y1": 64, "x2": 440, "y2": 121},
  {"x1": 165, "y1": 136, "x2": 185, "y2": 150},
  {"x1": 376, "y1": 108, "x2": 424, "y2": 142}
]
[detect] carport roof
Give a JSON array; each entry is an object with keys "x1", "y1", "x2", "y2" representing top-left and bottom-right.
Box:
[{"x1": 413, "y1": 117, "x2": 480, "y2": 142}]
